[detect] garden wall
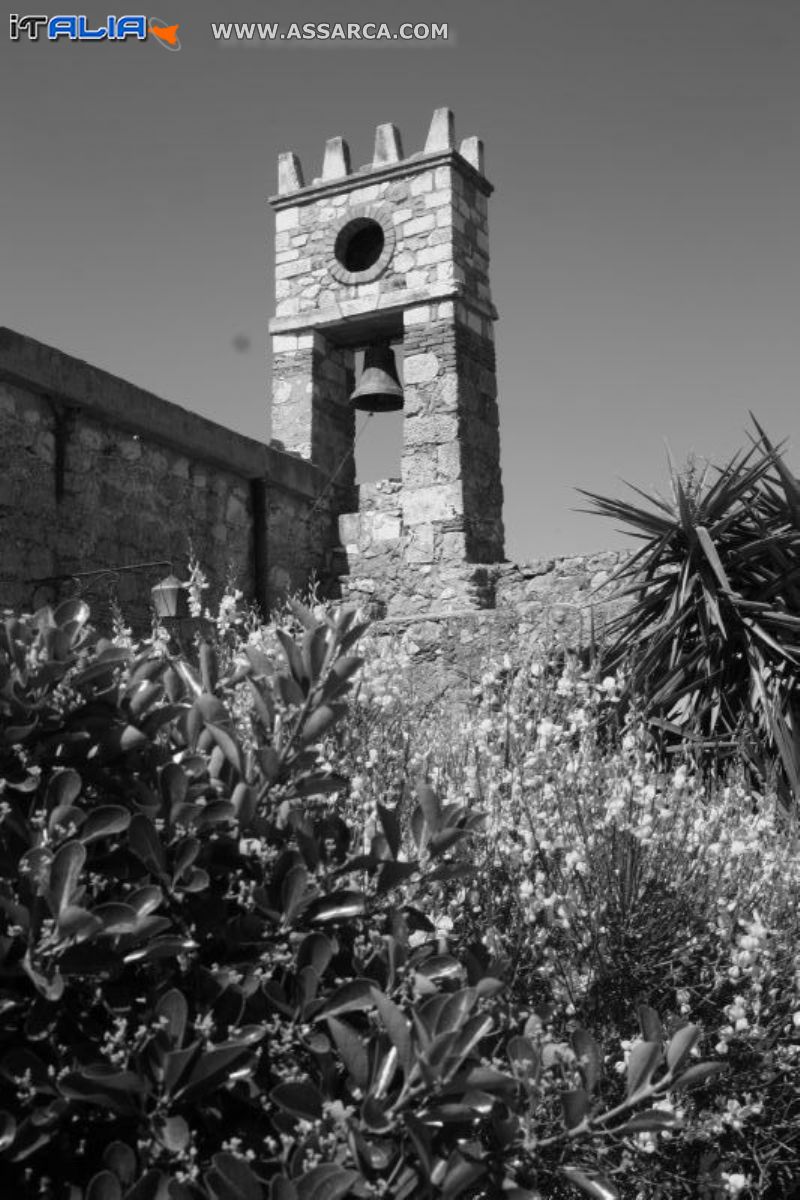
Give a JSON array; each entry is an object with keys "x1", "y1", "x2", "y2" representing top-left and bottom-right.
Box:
[
  {"x1": 363, "y1": 549, "x2": 630, "y2": 697},
  {"x1": 0, "y1": 328, "x2": 335, "y2": 627}
]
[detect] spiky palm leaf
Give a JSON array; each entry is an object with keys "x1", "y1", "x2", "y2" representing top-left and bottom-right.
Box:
[{"x1": 579, "y1": 419, "x2": 800, "y2": 803}]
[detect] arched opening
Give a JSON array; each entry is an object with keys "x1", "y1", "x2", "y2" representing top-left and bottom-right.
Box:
[{"x1": 352, "y1": 344, "x2": 404, "y2": 484}]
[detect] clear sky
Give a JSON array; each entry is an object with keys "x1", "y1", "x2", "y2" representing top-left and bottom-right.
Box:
[{"x1": 2, "y1": 0, "x2": 799, "y2": 562}]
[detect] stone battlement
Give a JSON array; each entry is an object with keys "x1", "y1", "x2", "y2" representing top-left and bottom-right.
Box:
[{"x1": 273, "y1": 108, "x2": 489, "y2": 204}]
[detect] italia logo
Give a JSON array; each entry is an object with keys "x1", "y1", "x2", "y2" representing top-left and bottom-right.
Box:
[{"x1": 9, "y1": 14, "x2": 181, "y2": 49}]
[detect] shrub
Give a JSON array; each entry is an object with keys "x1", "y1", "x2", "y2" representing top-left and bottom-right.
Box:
[
  {"x1": 0, "y1": 598, "x2": 729, "y2": 1199},
  {"x1": 331, "y1": 637, "x2": 800, "y2": 1197},
  {"x1": 579, "y1": 417, "x2": 800, "y2": 805}
]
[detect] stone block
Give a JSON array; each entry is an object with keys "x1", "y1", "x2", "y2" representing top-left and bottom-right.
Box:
[
  {"x1": 410, "y1": 174, "x2": 434, "y2": 196},
  {"x1": 424, "y1": 107, "x2": 456, "y2": 153},
  {"x1": 403, "y1": 304, "x2": 431, "y2": 327},
  {"x1": 405, "y1": 522, "x2": 435, "y2": 563},
  {"x1": 459, "y1": 135, "x2": 485, "y2": 174},
  {"x1": 338, "y1": 512, "x2": 361, "y2": 545},
  {"x1": 276, "y1": 208, "x2": 299, "y2": 232},
  {"x1": 402, "y1": 453, "x2": 438, "y2": 488},
  {"x1": 322, "y1": 136, "x2": 351, "y2": 180},
  {"x1": 416, "y1": 244, "x2": 450, "y2": 267},
  {"x1": 373, "y1": 123, "x2": 403, "y2": 165},
  {"x1": 278, "y1": 152, "x2": 304, "y2": 194},
  {"x1": 436, "y1": 442, "x2": 462, "y2": 481},
  {"x1": 371, "y1": 513, "x2": 402, "y2": 541},
  {"x1": 403, "y1": 483, "x2": 462, "y2": 526},
  {"x1": 403, "y1": 214, "x2": 436, "y2": 238},
  {"x1": 404, "y1": 413, "x2": 457, "y2": 447},
  {"x1": 403, "y1": 352, "x2": 440, "y2": 385}
]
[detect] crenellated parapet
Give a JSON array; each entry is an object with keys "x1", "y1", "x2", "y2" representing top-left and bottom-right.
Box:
[{"x1": 274, "y1": 108, "x2": 489, "y2": 203}]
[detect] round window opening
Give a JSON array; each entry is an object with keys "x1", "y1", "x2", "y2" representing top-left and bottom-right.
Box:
[{"x1": 335, "y1": 218, "x2": 385, "y2": 274}]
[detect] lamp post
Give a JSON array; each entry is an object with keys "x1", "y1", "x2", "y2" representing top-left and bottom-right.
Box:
[{"x1": 150, "y1": 573, "x2": 187, "y2": 621}]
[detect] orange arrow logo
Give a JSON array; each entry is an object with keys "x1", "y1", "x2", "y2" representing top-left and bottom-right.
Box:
[{"x1": 150, "y1": 22, "x2": 179, "y2": 45}]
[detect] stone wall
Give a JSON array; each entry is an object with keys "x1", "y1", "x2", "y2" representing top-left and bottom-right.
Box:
[
  {"x1": 0, "y1": 328, "x2": 334, "y2": 626},
  {"x1": 359, "y1": 549, "x2": 631, "y2": 696}
]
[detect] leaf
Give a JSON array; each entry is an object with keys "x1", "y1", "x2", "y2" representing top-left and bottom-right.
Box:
[
  {"x1": 301, "y1": 625, "x2": 330, "y2": 685},
  {"x1": 377, "y1": 861, "x2": 418, "y2": 892},
  {"x1": 86, "y1": 1172, "x2": 123, "y2": 1200},
  {"x1": 327, "y1": 1017, "x2": 369, "y2": 1089},
  {"x1": 199, "y1": 642, "x2": 218, "y2": 693},
  {"x1": 317, "y1": 978, "x2": 377, "y2": 1019},
  {"x1": 377, "y1": 803, "x2": 401, "y2": 859},
  {"x1": 102, "y1": 1141, "x2": 137, "y2": 1185},
  {"x1": 666, "y1": 1023, "x2": 701, "y2": 1073},
  {"x1": 270, "y1": 1180, "x2": 298, "y2": 1200},
  {"x1": 270, "y1": 1080, "x2": 324, "y2": 1121},
  {"x1": 671, "y1": 1061, "x2": 727, "y2": 1090},
  {"x1": 47, "y1": 769, "x2": 82, "y2": 808},
  {"x1": 296, "y1": 932, "x2": 333, "y2": 978},
  {"x1": 321, "y1": 655, "x2": 364, "y2": 700},
  {"x1": 276, "y1": 629, "x2": 309, "y2": 691},
  {"x1": 156, "y1": 989, "x2": 188, "y2": 1048},
  {"x1": 159, "y1": 1116, "x2": 190, "y2": 1154},
  {"x1": 59, "y1": 1069, "x2": 144, "y2": 1113},
  {"x1": 126, "y1": 886, "x2": 163, "y2": 916},
  {"x1": 427, "y1": 828, "x2": 471, "y2": 858},
  {"x1": 53, "y1": 596, "x2": 90, "y2": 629},
  {"x1": 162, "y1": 1043, "x2": 203, "y2": 1098},
  {"x1": 175, "y1": 1041, "x2": 258, "y2": 1103},
  {"x1": 129, "y1": 814, "x2": 166, "y2": 875},
  {"x1": 160, "y1": 762, "x2": 189, "y2": 808},
  {"x1": 571, "y1": 1029, "x2": 601, "y2": 1093},
  {"x1": 206, "y1": 1153, "x2": 263, "y2": 1200},
  {"x1": 371, "y1": 988, "x2": 412, "y2": 1071},
  {"x1": 281, "y1": 865, "x2": 308, "y2": 924},
  {"x1": 205, "y1": 723, "x2": 243, "y2": 776},
  {"x1": 637, "y1": 1005, "x2": 664, "y2": 1044},
  {"x1": 507, "y1": 1036, "x2": 540, "y2": 1082},
  {"x1": 99, "y1": 725, "x2": 148, "y2": 757},
  {"x1": 441, "y1": 1151, "x2": 486, "y2": 1198},
  {"x1": 57, "y1": 905, "x2": 102, "y2": 941},
  {"x1": 416, "y1": 780, "x2": 442, "y2": 833},
  {"x1": 306, "y1": 891, "x2": 366, "y2": 925},
  {"x1": 0, "y1": 1111, "x2": 15, "y2": 1152},
  {"x1": 80, "y1": 806, "x2": 130, "y2": 845},
  {"x1": 300, "y1": 704, "x2": 340, "y2": 743},
  {"x1": 48, "y1": 841, "x2": 86, "y2": 916},
  {"x1": 124, "y1": 1170, "x2": 170, "y2": 1200},
  {"x1": 562, "y1": 1088, "x2": 590, "y2": 1130},
  {"x1": 124, "y1": 937, "x2": 195, "y2": 965},
  {"x1": 287, "y1": 596, "x2": 317, "y2": 631},
  {"x1": 626, "y1": 1041, "x2": 663, "y2": 1099},
  {"x1": 416, "y1": 955, "x2": 464, "y2": 983},
  {"x1": 560, "y1": 1167, "x2": 618, "y2": 1200},
  {"x1": 295, "y1": 1165, "x2": 359, "y2": 1200},
  {"x1": 614, "y1": 1109, "x2": 679, "y2": 1134}
]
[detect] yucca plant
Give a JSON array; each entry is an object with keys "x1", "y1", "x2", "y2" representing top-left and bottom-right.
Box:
[{"x1": 580, "y1": 416, "x2": 800, "y2": 805}]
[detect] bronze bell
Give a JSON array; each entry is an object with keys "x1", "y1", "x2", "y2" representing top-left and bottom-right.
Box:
[{"x1": 349, "y1": 343, "x2": 404, "y2": 413}]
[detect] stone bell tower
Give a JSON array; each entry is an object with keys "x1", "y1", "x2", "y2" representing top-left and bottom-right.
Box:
[{"x1": 268, "y1": 108, "x2": 504, "y2": 615}]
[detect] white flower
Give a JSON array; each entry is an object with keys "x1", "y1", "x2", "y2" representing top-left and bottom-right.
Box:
[{"x1": 721, "y1": 1172, "x2": 749, "y2": 1196}]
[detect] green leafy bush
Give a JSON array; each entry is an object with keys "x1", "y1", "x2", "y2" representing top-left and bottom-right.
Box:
[{"x1": 0, "y1": 598, "x2": 724, "y2": 1199}]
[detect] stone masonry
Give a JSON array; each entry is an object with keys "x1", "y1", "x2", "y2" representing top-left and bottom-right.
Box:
[
  {"x1": 0, "y1": 328, "x2": 336, "y2": 627},
  {"x1": 269, "y1": 108, "x2": 504, "y2": 617}
]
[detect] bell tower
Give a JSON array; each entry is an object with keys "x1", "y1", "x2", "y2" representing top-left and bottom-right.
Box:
[{"x1": 268, "y1": 108, "x2": 504, "y2": 614}]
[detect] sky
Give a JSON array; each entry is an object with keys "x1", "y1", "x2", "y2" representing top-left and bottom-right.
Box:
[{"x1": 2, "y1": 0, "x2": 799, "y2": 563}]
